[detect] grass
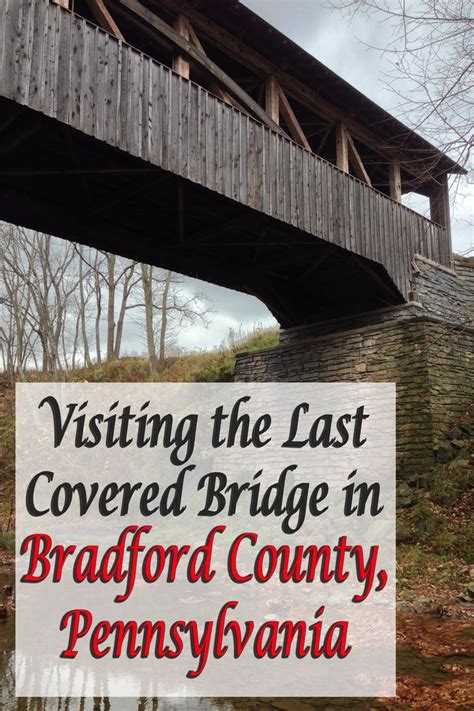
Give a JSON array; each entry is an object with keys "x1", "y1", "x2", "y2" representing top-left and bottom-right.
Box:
[{"x1": 0, "y1": 531, "x2": 14, "y2": 555}]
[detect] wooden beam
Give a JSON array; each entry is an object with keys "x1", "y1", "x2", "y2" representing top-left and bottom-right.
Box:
[
  {"x1": 265, "y1": 76, "x2": 280, "y2": 125},
  {"x1": 186, "y1": 19, "x2": 235, "y2": 106},
  {"x1": 315, "y1": 125, "x2": 332, "y2": 154},
  {"x1": 347, "y1": 132, "x2": 372, "y2": 186},
  {"x1": 173, "y1": 14, "x2": 190, "y2": 79},
  {"x1": 86, "y1": 0, "x2": 124, "y2": 40},
  {"x1": 388, "y1": 161, "x2": 402, "y2": 202},
  {"x1": 185, "y1": 18, "x2": 205, "y2": 54},
  {"x1": 278, "y1": 87, "x2": 311, "y2": 151},
  {"x1": 430, "y1": 175, "x2": 450, "y2": 230},
  {"x1": 114, "y1": 0, "x2": 285, "y2": 135},
  {"x1": 336, "y1": 123, "x2": 349, "y2": 172},
  {"x1": 54, "y1": 0, "x2": 70, "y2": 7}
]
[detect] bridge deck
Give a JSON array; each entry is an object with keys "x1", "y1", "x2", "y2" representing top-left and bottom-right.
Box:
[{"x1": 0, "y1": 0, "x2": 451, "y2": 325}]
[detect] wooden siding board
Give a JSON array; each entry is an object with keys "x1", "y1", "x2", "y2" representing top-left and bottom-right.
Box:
[
  {"x1": 56, "y1": 9, "x2": 73, "y2": 124},
  {"x1": 28, "y1": 0, "x2": 47, "y2": 112}
]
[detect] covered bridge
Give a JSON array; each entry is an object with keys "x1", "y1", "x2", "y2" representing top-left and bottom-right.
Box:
[{"x1": 0, "y1": 0, "x2": 465, "y2": 326}]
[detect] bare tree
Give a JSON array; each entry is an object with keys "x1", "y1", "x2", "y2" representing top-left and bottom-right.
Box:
[
  {"x1": 134, "y1": 266, "x2": 213, "y2": 375},
  {"x1": 327, "y1": 0, "x2": 473, "y2": 171},
  {"x1": 1, "y1": 227, "x2": 81, "y2": 380},
  {"x1": 1, "y1": 224, "x2": 215, "y2": 379}
]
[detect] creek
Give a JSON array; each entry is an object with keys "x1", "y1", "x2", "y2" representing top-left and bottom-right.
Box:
[{"x1": 1, "y1": 569, "x2": 472, "y2": 710}]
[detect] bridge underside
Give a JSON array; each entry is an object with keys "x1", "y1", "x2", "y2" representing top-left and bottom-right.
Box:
[{"x1": 0, "y1": 99, "x2": 403, "y2": 328}]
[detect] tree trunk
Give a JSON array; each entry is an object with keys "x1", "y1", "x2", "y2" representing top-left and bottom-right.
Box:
[
  {"x1": 159, "y1": 270, "x2": 172, "y2": 367},
  {"x1": 141, "y1": 264, "x2": 158, "y2": 375},
  {"x1": 106, "y1": 253, "x2": 116, "y2": 361}
]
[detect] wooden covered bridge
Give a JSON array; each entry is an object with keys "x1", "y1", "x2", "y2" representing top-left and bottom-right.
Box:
[{"x1": 0, "y1": 0, "x2": 464, "y2": 326}]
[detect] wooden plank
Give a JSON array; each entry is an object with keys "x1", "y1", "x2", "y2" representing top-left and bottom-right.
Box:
[
  {"x1": 28, "y1": 0, "x2": 47, "y2": 112},
  {"x1": 335, "y1": 123, "x2": 349, "y2": 172},
  {"x1": 54, "y1": 0, "x2": 70, "y2": 7},
  {"x1": 46, "y1": 0, "x2": 60, "y2": 118},
  {"x1": 141, "y1": 53, "x2": 151, "y2": 161},
  {"x1": 104, "y1": 32, "x2": 120, "y2": 147},
  {"x1": 255, "y1": 122, "x2": 264, "y2": 212},
  {"x1": 388, "y1": 160, "x2": 402, "y2": 202},
  {"x1": 278, "y1": 86, "x2": 311, "y2": 151},
  {"x1": 16, "y1": 0, "x2": 34, "y2": 105},
  {"x1": 55, "y1": 4, "x2": 71, "y2": 122},
  {"x1": 170, "y1": 73, "x2": 181, "y2": 173},
  {"x1": 265, "y1": 76, "x2": 279, "y2": 125},
  {"x1": 130, "y1": 47, "x2": 143, "y2": 157},
  {"x1": 69, "y1": 14, "x2": 85, "y2": 128},
  {"x1": 172, "y1": 13, "x2": 190, "y2": 79},
  {"x1": 231, "y1": 106, "x2": 240, "y2": 202},
  {"x1": 115, "y1": 0, "x2": 285, "y2": 134},
  {"x1": 86, "y1": 0, "x2": 124, "y2": 40},
  {"x1": 188, "y1": 82, "x2": 199, "y2": 181},
  {"x1": 223, "y1": 103, "x2": 233, "y2": 198},
  {"x1": 347, "y1": 132, "x2": 372, "y2": 186}
]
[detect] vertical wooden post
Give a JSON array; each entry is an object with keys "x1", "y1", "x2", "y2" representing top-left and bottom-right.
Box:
[
  {"x1": 336, "y1": 123, "x2": 349, "y2": 173},
  {"x1": 430, "y1": 174, "x2": 452, "y2": 262},
  {"x1": 265, "y1": 76, "x2": 280, "y2": 125},
  {"x1": 388, "y1": 161, "x2": 402, "y2": 202},
  {"x1": 430, "y1": 175, "x2": 450, "y2": 228},
  {"x1": 173, "y1": 14, "x2": 190, "y2": 79}
]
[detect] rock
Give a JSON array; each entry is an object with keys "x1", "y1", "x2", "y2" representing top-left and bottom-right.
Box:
[
  {"x1": 0, "y1": 605, "x2": 7, "y2": 619},
  {"x1": 396, "y1": 482, "x2": 414, "y2": 508},
  {"x1": 434, "y1": 442, "x2": 455, "y2": 463},
  {"x1": 396, "y1": 522, "x2": 413, "y2": 543},
  {"x1": 447, "y1": 427, "x2": 464, "y2": 440},
  {"x1": 450, "y1": 439, "x2": 469, "y2": 449},
  {"x1": 2, "y1": 585, "x2": 12, "y2": 597},
  {"x1": 412, "y1": 596, "x2": 433, "y2": 613}
]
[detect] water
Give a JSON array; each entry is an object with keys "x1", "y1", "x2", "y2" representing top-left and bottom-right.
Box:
[{"x1": 1, "y1": 570, "x2": 471, "y2": 710}]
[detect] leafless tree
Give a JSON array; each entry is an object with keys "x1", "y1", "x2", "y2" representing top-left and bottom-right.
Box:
[
  {"x1": 1, "y1": 224, "x2": 215, "y2": 378},
  {"x1": 1, "y1": 226, "x2": 80, "y2": 380},
  {"x1": 327, "y1": 0, "x2": 473, "y2": 171},
  {"x1": 134, "y1": 265, "x2": 213, "y2": 375}
]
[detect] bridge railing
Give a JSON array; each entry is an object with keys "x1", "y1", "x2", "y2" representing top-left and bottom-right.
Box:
[{"x1": 0, "y1": 0, "x2": 452, "y2": 300}]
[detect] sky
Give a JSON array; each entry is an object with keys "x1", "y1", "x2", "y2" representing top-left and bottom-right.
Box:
[{"x1": 135, "y1": 0, "x2": 473, "y2": 353}]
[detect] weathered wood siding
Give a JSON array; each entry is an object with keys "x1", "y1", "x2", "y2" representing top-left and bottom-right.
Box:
[{"x1": 0, "y1": 0, "x2": 452, "y2": 299}]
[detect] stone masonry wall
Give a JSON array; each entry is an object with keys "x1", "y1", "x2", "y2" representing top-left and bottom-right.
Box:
[
  {"x1": 412, "y1": 255, "x2": 473, "y2": 326},
  {"x1": 236, "y1": 318, "x2": 473, "y2": 480},
  {"x1": 235, "y1": 257, "x2": 473, "y2": 481}
]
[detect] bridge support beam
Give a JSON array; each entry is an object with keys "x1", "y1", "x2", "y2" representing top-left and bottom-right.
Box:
[
  {"x1": 336, "y1": 123, "x2": 349, "y2": 173},
  {"x1": 173, "y1": 14, "x2": 190, "y2": 79}
]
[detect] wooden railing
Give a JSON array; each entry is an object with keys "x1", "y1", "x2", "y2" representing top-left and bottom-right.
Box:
[{"x1": 0, "y1": 0, "x2": 452, "y2": 300}]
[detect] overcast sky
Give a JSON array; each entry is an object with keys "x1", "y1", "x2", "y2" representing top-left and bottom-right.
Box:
[{"x1": 132, "y1": 0, "x2": 473, "y2": 353}]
